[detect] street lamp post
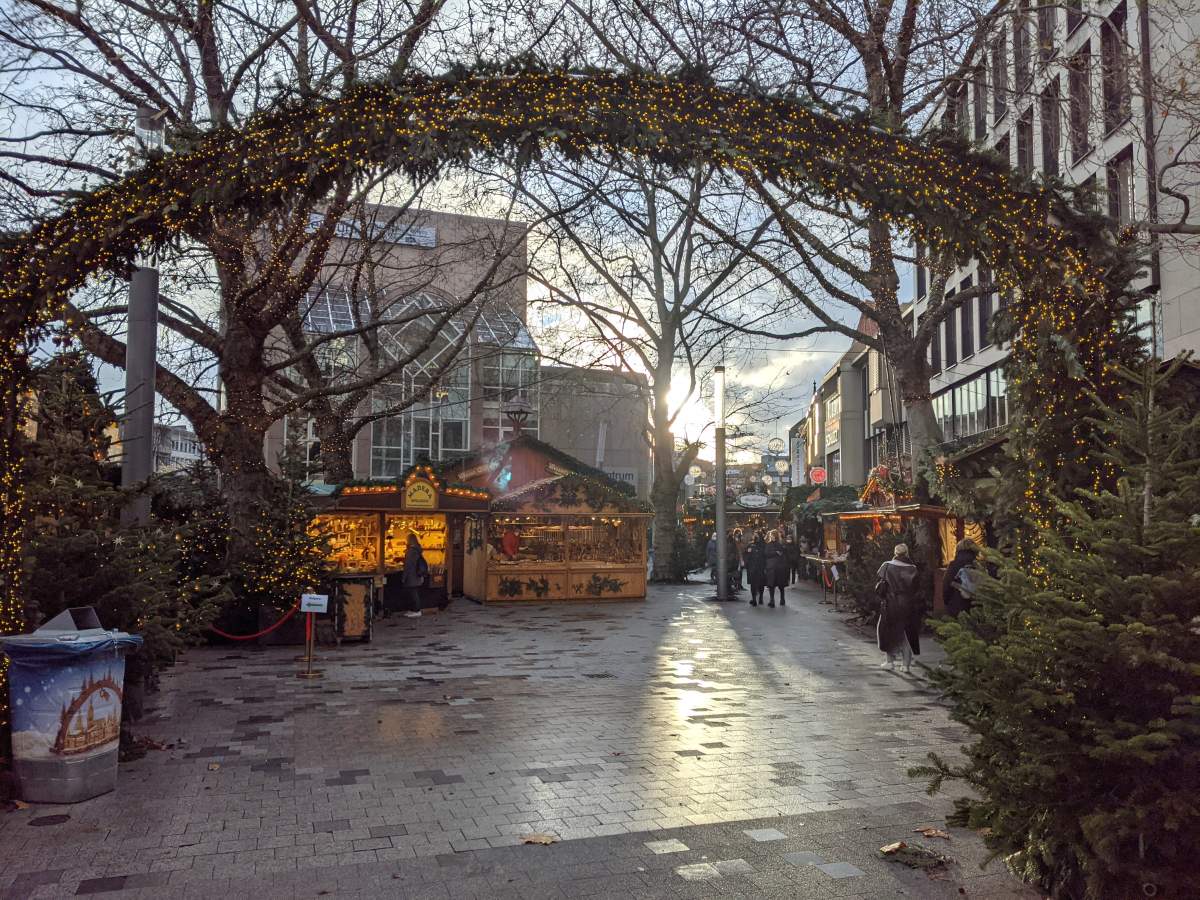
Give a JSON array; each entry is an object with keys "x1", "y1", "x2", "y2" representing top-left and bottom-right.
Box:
[
  {"x1": 714, "y1": 366, "x2": 729, "y2": 601},
  {"x1": 120, "y1": 107, "x2": 164, "y2": 526}
]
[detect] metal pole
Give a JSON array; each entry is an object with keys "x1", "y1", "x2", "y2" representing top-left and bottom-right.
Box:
[
  {"x1": 120, "y1": 265, "x2": 158, "y2": 526},
  {"x1": 714, "y1": 366, "x2": 729, "y2": 601}
]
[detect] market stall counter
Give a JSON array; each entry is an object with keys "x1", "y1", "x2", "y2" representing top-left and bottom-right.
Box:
[{"x1": 311, "y1": 465, "x2": 490, "y2": 615}]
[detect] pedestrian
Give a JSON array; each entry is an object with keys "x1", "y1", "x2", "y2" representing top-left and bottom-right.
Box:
[
  {"x1": 744, "y1": 530, "x2": 767, "y2": 606},
  {"x1": 402, "y1": 533, "x2": 429, "y2": 618},
  {"x1": 725, "y1": 530, "x2": 741, "y2": 595},
  {"x1": 764, "y1": 530, "x2": 788, "y2": 607},
  {"x1": 875, "y1": 543, "x2": 922, "y2": 672},
  {"x1": 943, "y1": 538, "x2": 981, "y2": 615},
  {"x1": 784, "y1": 534, "x2": 801, "y2": 585},
  {"x1": 705, "y1": 533, "x2": 718, "y2": 584},
  {"x1": 798, "y1": 535, "x2": 811, "y2": 580}
]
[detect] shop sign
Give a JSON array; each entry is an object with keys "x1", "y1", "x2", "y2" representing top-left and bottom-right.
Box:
[
  {"x1": 405, "y1": 478, "x2": 438, "y2": 510},
  {"x1": 300, "y1": 593, "x2": 329, "y2": 613},
  {"x1": 736, "y1": 493, "x2": 771, "y2": 509},
  {"x1": 810, "y1": 466, "x2": 827, "y2": 484}
]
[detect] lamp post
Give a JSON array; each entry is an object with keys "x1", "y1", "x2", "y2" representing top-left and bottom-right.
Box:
[
  {"x1": 714, "y1": 366, "x2": 729, "y2": 601},
  {"x1": 120, "y1": 106, "x2": 165, "y2": 526}
]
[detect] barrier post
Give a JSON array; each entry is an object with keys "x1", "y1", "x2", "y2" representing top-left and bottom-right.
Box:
[{"x1": 296, "y1": 593, "x2": 327, "y2": 680}]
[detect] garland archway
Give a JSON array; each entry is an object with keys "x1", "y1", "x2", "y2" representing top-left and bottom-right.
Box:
[{"x1": 0, "y1": 66, "x2": 1134, "y2": 720}]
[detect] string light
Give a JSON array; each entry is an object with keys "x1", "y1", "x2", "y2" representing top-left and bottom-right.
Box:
[{"x1": 0, "y1": 66, "x2": 1138, "y2": 729}]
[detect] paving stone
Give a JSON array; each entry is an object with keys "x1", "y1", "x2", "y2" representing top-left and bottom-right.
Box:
[
  {"x1": 743, "y1": 828, "x2": 787, "y2": 842},
  {"x1": 642, "y1": 839, "x2": 689, "y2": 854},
  {"x1": 673, "y1": 863, "x2": 721, "y2": 881},
  {"x1": 784, "y1": 850, "x2": 828, "y2": 867},
  {"x1": 713, "y1": 858, "x2": 755, "y2": 875},
  {"x1": 817, "y1": 861, "x2": 866, "y2": 878}
]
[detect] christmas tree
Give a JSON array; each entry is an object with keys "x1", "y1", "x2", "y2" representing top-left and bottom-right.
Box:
[
  {"x1": 917, "y1": 356, "x2": 1200, "y2": 898},
  {"x1": 21, "y1": 352, "x2": 223, "y2": 689}
]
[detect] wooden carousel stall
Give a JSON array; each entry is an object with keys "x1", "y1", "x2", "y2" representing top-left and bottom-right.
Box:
[
  {"x1": 311, "y1": 465, "x2": 490, "y2": 619},
  {"x1": 442, "y1": 435, "x2": 653, "y2": 602}
]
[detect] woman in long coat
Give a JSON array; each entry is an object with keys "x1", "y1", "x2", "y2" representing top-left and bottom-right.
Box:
[
  {"x1": 876, "y1": 543, "x2": 921, "y2": 672},
  {"x1": 763, "y1": 530, "x2": 789, "y2": 608},
  {"x1": 402, "y1": 534, "x2": 429, "y2": 619},
  {"x1": 743, "y1": 531, "x2": 767, "y2": 606}
]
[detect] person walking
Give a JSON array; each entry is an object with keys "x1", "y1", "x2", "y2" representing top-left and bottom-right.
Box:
[
  {"x1": 725, "y1": 530, "x2": 741, "y2": 596},
  {"x1": 732, "y1": 528, "x2": 747, "y2": 589},
  {"x1": 943, "y1": 538, "x2": 980, "y2": 615},
  {"x1": 705, "y1": 533, "x2": 718, "y2": 584},
  {"x1": 784, "y1": 534, "x2": 801, "y2": 585},
  {"x1": 402, "y1": 533, "x2": 429, "y2": 618},
  {"x1": 764, "y1": 530, "x2": 788, "y2": 607},
  {"x1": 744, "y1": 531, "x2": 767, "y2": 606},
  {"x1": 875, "y1": 543, "x2": 922, "y2": 672}
]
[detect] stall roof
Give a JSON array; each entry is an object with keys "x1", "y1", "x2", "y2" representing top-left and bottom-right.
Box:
[{"x1": 442, "y1": 434, "x2": 637, "y2": 498}]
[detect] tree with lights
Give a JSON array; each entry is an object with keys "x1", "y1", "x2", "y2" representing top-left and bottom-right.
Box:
[
  {"x1": 916, "y1": 353, "x2": 1200, "y2": 898},
  {"x1": 21, "y1": 351, "x2": 222, "y2": 695}
]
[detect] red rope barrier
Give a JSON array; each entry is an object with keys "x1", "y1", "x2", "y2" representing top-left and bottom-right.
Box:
[{"x1": 209, "y1": 603, "x2": 300, "y2": 641}]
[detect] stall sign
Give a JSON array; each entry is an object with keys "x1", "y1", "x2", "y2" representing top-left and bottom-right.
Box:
[
  {"x1": 736, "y1": 493, "x2": 771, "y2": 509},
  {"x1": 405, "y1": 478, "x2": 438, "y2": 510},
  {"x1": 301, "y1": 593, "x2": 329, "y2": 613}
]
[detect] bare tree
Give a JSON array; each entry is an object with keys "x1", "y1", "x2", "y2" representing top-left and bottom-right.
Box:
[
  {"x1": 493, "y1": 156, "x2": 789, "y2": 580},
  {"x1": 0, "y1": 0, "x2": 517, "y2": 566}
]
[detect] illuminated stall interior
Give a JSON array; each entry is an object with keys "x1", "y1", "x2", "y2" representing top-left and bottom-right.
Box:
[{"x1": 311, "y1": 465, "x2": 489, "y2": 612}]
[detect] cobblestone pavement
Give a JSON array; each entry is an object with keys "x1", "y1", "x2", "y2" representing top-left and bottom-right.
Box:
[{"x1": 0, "y1": 581, "x2": 1039, "y2": 899}]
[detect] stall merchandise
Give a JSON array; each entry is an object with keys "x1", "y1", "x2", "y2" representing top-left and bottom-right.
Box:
[{"x1": 311, "y1": 465, "x2": 490, "y2": 614}]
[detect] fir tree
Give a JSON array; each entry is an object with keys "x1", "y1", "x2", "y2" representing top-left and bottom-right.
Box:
[
  {"x1": 917, "y1": 356, "x2": 1200, "y2": 898},
  {"x1": 22, "y1": 352, "x2": 222, "y2": 687}
]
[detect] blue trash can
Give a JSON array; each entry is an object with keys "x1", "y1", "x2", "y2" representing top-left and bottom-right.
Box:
[{"x1": 2, "y1": 607, "x2": 143, "y2": 803}]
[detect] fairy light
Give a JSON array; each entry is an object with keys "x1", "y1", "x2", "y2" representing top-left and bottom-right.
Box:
[{"x1": 0, "y1": 66, "x2": 1142, "y2": 727}]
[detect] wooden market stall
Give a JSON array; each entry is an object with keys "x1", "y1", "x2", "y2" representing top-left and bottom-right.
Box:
[
  {"x1": 311, "y1": 464, "x2": 490, "y2": 617},
  {"x1": 442, "y1": 435, "x2": 653, "y2": 602}
]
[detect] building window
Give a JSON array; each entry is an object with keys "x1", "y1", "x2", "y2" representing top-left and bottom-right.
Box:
[
  {"x1": 944, "y1": 301, "x2": 958, "y2": 368},
  {"x1": 973, "y1": 64, "x2": 988, "y2": 139},
  {"x1": 1017, "y1": 108, "x2": 1034, "y2": 174},
  {"x1": 995, "y1": 133, "x2": 1010, "y2": 166},
  {"x1": 1101, "y1": 3, "x2": 1131, "y2": 134},
  {"x1": 915, "y1": 241, "x2": 927, "y2": 299},
  {"x1": 992, "y1": 31, "x2": 1009, "y2": 120},
  {"x1": 1106, "y1": 146, "x2": 1135, "y2": 225},
  {"x1": 1014, "y1": 1, "x2": 1033, "y2": 91},
  {"x1": 988, "y1": 368, "x2": 1010, "y2": 428},
  {"x1": 960, "y1": 277, "x2": 975, "y2": 358},
  {"x1": 1037, "y1": 1, "x2": 1056, "y2": 64},
  {"x1": 1066, "y1": 0, "x2": 1083, "y2": 34},
  {"x1": 826, "y1": 450, "x2": 842, "y2": 486},
  {"x1": 934, "y1": 391, "x2": 954, "y2": 440},
  {"x1": 978, "y1": 267, "x2": 994, "y2": 349},
  {"x1": 1040, "y1": 79, "x2": 1061, "y2": 177},
  {"x1": 1068, "y1": 45, "x2": 1092, "y2": 163}
]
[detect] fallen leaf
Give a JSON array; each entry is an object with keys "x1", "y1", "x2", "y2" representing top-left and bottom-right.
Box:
[
  {"x1": 521, "y1": 833, "x2": 559, "y2": 845},
  {"x1": 914, "y1": 826, "x2": 951, "y2": 840},
  {"x1": 879, "y1": 843, "x2": 952, "y2": 870},
  {"x1": 880, "y1": 841, "x2": 907, "y2": 854},
  {"x1": 207, "y1": 763, "x2": 220, "y2": 771},
  {"x1": 13, "y1": 800, "x2": 29, "y2": 810}
]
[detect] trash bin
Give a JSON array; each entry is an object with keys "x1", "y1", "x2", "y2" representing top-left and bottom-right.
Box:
[{"x1": 1, "y1": 607, "x2": 143, "y2": 803}]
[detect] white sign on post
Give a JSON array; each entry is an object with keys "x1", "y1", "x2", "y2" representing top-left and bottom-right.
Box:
[{"x1": 300, "y1": 593, "x2": 329, "y2": 614}]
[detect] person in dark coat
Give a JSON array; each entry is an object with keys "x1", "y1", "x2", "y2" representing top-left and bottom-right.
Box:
[
  {"x1": 402, "y1": 534, "x2": 429, "y2": 618},
  {"x1": 705, "y1": 533, "x2": 718, "y2": 584},
  {"x1": 725, "y1": 530, "x2": 741, "y2": 595},
  {"x1": 876, "y1": 543, "x2": 921, "y2": 672},
  {"x1": 784, "y1": 535, "x2": 801, "y2": 584},
  {"x1": 743, "y1": 531, "x2": 767, "y2": 606},
  {"x1": 943, "y1": 538, "x2": 980, "y2": 615},
  {"x1": 763, "y1": 530, "x2": 789, "y2": 607}
]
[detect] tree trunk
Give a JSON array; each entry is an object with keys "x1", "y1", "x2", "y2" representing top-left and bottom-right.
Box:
[
  {"x1": 317, "y1": 419, "x2": 355, "y2": 484},
  {"x1": 650, "y1": 474, "x2": 682, "y2": 581},
  {"x1": 895, "y1": 358, "x2": 944, "y2": 501}
]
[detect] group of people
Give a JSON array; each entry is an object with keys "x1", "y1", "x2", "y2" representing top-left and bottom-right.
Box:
[{"x1": 705, "y1": 527, "x2": 809, "y2": 608}]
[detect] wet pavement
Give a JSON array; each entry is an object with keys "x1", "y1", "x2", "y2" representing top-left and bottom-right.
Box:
[{"x1": 0, "y1": 581, "x2": 1038, "y2": 898}]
